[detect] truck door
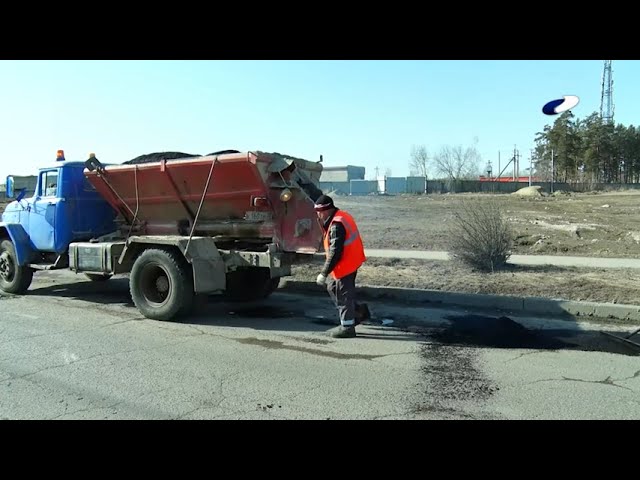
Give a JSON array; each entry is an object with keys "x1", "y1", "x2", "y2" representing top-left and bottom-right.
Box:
[{"x1": 29, "y1": 169, "x2": 59, "y2": 252}]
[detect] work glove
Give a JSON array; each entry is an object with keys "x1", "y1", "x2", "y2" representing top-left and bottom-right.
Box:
[{"x1": 316, "y1": 273, "x2": 327, "y2": 286}]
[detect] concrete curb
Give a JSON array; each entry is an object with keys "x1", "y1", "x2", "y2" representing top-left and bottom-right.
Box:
[{"x1": 279, "y1": 280, "x2": 640, "y2": 322}]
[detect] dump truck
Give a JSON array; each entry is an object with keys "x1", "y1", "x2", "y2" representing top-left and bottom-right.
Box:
[{"x1": 0, "y1": 149, "x2": 325, "y2": 320}]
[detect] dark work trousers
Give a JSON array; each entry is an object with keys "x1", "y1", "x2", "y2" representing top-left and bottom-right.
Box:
[{"x1": 327, "y1": 271, "x2": 357, "y2": 327}]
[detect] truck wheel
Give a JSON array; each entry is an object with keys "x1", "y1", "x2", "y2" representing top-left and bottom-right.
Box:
[
  {"x1": 129, "y1": 248, "x2": 194, "y2": 321},
  {"x1": 265, "y1": 277, "x2": 281, "y2": 296},
  {"x1": 0, "y1": 239, "x2": 34, "y2": 294},
  {"x1": 85, "y1": 273, "x2": 112, "y2": 282},
  {"x1": 224, "y1": 268, "x2": 280, "y2": 302}
]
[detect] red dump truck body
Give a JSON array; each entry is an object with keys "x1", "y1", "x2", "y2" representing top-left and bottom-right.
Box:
[{"x1": 84, "y1": 151, "x2": 325, "y2": 254}]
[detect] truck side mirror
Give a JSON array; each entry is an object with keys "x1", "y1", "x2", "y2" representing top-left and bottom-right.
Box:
[
  {"x1": 5, "y1": 175, "x2": 13, "y2": 198},
  {"x1": 6, "y1": 176, "x2": 27, "y2": 201}
]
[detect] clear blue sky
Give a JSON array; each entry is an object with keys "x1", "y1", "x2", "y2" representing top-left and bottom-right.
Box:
[{"x1": 1, "y1": 60, "x2": 638, "y2": 181}]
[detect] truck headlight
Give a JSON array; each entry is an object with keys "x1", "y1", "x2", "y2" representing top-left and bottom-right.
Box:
[{"x1": 280, "y1": 188, "x2": 292, "y2": 202}]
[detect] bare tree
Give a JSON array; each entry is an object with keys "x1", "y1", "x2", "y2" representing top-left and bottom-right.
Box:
[
  {"x1": 384, "y1": 168, "x2": 392, "y2": 177},
  {"x1": 409, "y1": 145, "x2": 429, "y2": 178},
  {"x1": 432, "y1": 141, "x2": 482, "y2": 181}
]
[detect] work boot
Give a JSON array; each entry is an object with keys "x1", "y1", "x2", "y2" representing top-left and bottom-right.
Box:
[
  {"x1": 355, "y1": 303, "x2": 371, "y2": 325},
  {"x1": 330, "y1": 325, "x2": 356, "y2": 338}
]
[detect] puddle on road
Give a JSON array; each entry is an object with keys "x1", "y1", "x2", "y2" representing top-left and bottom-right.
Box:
[
  {"x1": 234, "y1": 337, "x2": 382, "y2": 360},
  {"x1": 435, "y1": 314, "x2": 569, "y2": 350},
  {"x1": 431, "y1": 314, "x2": 639, "y2": 356}
]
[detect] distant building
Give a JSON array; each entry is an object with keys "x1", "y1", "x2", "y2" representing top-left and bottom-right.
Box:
[
  {"x1": 319, "y1": 165, "x2": 365, "y2": 183},
  {"x1": 319, "y1": 165, "x2": 366, "y2": 195}
]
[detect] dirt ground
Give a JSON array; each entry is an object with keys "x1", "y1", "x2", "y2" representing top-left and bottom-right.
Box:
[
  {"x1": 292, "y1": 189, "x2": 640, "y2": 305},
  {"x1": 332, "y1": 189, "x2": 640, "y2": 258}
]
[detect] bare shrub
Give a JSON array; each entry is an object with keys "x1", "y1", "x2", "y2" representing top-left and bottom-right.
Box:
[{"x1": 446, "y1": 198, "x2": 514, "y2": 272}]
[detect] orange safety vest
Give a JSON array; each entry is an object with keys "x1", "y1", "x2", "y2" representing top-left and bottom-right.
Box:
[{"x1": 323, "y1": 209, "x2": 366, "y2": 279}]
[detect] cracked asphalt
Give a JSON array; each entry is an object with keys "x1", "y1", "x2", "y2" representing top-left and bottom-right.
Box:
[{"x1": 1, "y1": 270, "x2": 639, "y2": 419}]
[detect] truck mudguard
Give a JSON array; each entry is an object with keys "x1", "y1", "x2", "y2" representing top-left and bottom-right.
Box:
[{"x1": 0, "y1": 223, "x2": 36, "y2": 266}]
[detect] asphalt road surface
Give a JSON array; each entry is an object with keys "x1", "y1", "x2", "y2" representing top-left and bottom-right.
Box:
[{"x1": 1, "y1": 270, "x2": 639, "y2": 420}]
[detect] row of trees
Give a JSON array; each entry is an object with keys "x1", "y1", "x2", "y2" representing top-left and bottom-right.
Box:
[
  {"x1": 408, "y1": 112, "x2": 640, "y2": 185},
  {"x1": 533, "y1": 111, "x2": 640, "y2": 184}
]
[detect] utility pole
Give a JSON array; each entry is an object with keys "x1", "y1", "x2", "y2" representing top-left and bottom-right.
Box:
[
  {"x1": 498, "y1": 151, "x2": 500, "y2": 182},
  {"x1": 529, "y1": 149, "x2": 533, "y2": 186}
]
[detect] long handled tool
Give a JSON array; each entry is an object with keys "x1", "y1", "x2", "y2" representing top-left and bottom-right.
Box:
[{"x1": 600, "y1": 326, "x2": 640, "y2": 351}]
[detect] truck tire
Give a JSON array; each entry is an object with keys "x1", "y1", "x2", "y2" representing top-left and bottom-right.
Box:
[
  {"x1": 85, "y1": 273, "x2": 112, "y2": 282},
  {"x1": 129, "y1": 248, "x2": 194, "y2": 321},
  {"x1": 0, "y1": 239, "x2": 34, "y2": 294},
  {"x1": 223, "y1": 268, "x2": 280, "y2": 302}
]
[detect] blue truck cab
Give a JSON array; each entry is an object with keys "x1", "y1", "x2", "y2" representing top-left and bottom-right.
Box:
[{"x1": 1, "y1": 151, "x2": 118, "y2": 293}]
